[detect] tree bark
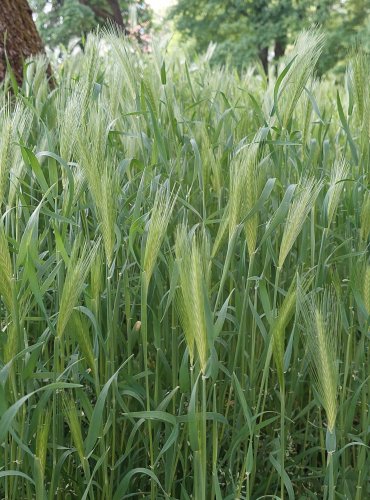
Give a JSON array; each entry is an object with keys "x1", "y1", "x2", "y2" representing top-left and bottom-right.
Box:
[
  {"x1": 0, "y1": 0, "x2": 44, "y2": 83},
  {"x1": 259, "y1": 46, "x2": 269, "y2": 74},
  {"x1": 79, "y1": 0, "x2": 114, "y2": 21},
  {"x1": 79, "y1": 0, "x2": 127, "y2": 33},
  {"x1": 107, "y1": 0, "x2": 125, "y2": 28},
  {"x1": 274, "y1": 39, "x2": 286, "y2": 60}
]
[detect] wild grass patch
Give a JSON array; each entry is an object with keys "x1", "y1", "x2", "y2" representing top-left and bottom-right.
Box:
[{"x1": 0, "y1": 30, "x2": 369, "y2": 499}]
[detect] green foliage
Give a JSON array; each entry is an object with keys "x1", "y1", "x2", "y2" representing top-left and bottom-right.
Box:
[
  {"x1": 0, "y1": 30, "x2": 369, "y2": 499},
  {"x1": 30, "y1": 0, "x2": 152, "y2": 47},
  {"x1": 170, "y1": 0, "x2": 370, "y2": 73}
]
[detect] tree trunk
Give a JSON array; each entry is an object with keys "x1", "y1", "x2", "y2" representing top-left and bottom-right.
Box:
[
  {"x1": 0, "y1": 0, "x2": 44, "y2": 83},
  {"x1": 259, "y1": 46, "x2": 269, "y2": 74},
  {"x1": 79, "y1": 0, "x2": 127, "y2": 33},
  {"x1": 274, "y1": 39, "x2": 286, "y2": 60},
  {"x1": 107, "y1": 0, "x2": 125, "y2": 28}
]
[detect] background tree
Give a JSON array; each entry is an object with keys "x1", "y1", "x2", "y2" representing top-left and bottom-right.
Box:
[
  {"x1": 0, "y1": 0, "x2": 44, "y2": 82},
  {"x1": 169, "y1": 0, "x2": 370, "y2": 74},
  {"x1": 317, "y1": 0, "x2": 370, "y2": 74},
  {"x1": 30, "y1": 0, "x2": 152, "y2": 48}
]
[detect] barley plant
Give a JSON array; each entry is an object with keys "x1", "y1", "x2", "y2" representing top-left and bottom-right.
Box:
[{"x1": 0, "y1": 29, "x2": 369, "y2": 500}]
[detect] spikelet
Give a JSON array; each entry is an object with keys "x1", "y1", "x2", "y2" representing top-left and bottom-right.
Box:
[
  {"x1": 69, "y1": 311, "x2": 96, "y2": 374},
  {"x1": 271, "y1": 277, "x2": 298, "y2": 387},
  {"x1": 299, "y1": 79, "x2": 316, "y2": 147},
  {"x1": 90, "y1": 248, "x2": 103, "y2": 318},
  {"x1": 1, "y1": 226, "x2": 20, "y2": 362},
  {"x1": 299, "y1": 288, "x2": 339, "y2": 433},
  {"x1": 0, "y1": 224, "x2": 14, "y2": 314},
  {"x1": 211, "y1": 205, "x2": 229, "y2": 259},
  {"x1": 360, "y1": 191, "x2": 370, "y2": 243},
  {"x1": 228, "y1": 166, "x2": 240, "y2": 240},
  {"x1": 105, "y1": 29, "x2": 140, "y2": 103},
  {"x1": 71, "y1": 164, "x2": 87, "y2": 207},
  {"x1": 25, "y1": 55, "x2": 49, "y2": 106},
  {"x1": 104, "y1": 63, "x2": 123, "y2": 117},
  {"x1": 81, "y1": 34, "x2": 101, "y2": 110},
  {"x1": 213, "y1": 131, "x2": 264, "y2": 260},
  {"x1": 189, "y1": 237, "x2": 208, "y2": 373},
  {"x1": 229, "y1": 130, "x2": 263, "y2": 257},
  {"x1": 58, "y1": 37, "x2": 98, "y2": 164},
  {"x1": 63, "y1": 396, "x2": 88, "y2": 472},
  {"x1": 272, "y1": 273, "x2": 313, "y2": 387},
  {"x1": 363, "y1": 264, "x2": 370, "y2": 316},
  {"x1": 56, "y1": 240, "x2": 99, "y2": 340},
  {"x1": 3, "y1": 324, "x2": 19, "y2": 364},
  {"x1": 279, "y1": 28, "x2": 325, "y2": 128},
  {"x1": 98, "y1": 161, "x2": 120, "y2": 265},
  {"x1": 6, "y1": 103, "x2": 32, "y2": 209},
  {"x1": 325, "y1": 158, "x2": 349, "y2": 228},
  {"x1": 143, "y1": 185, "x2": 176, "y2": 285},
  {"x1": 359, "y1": 86, "x2": 370, "y2": 169},
  {"x1": 201, "y1": 130, "x2": 222, "y2": 199},
  {"x1": 0, "y1": 221, "x2": 16, "y2": 363},
  {"x1": 59, "y1": 86, "x2": 85, "y2": 164},
  {"x1": 0, "y1": 225, "x2": 21, "y2": 368},
  {"x1": 58, "y1": 87, "x2": 86, "y2": 209},
  {"x1": 58, "y1": 34, "x2": 100, "y2": 158},
  {"x1": 244, "y1": 145, "x2": 260, "y2": 258},
  {"x1": 35, "y1": 409, "x2": 51, "y2": 476},
  {"x1": 278, "y1": 177, "x2": 322, "y2": 269},
  {"x1": 175, "y1": 225, "x2": 209, "y2": 373},
  {"x1": 175, "y1": 224, "x2": 195, "y2": 364},
  {"x1": 0, "y1": 108, "x2": 12, "y2": 208},
  {"x1": 76, "y1": 105, "x2": 119, "y2": 265},
  {"x1": 348, "y1": 47, "x2": 369, "y2": 123}
]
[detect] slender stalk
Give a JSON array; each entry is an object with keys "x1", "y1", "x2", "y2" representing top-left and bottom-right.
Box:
[
  {"x1": 107, "y1": 269, "x2": 116, "y2": 498},
  {"x1": 201, "y1": 375, "x2": 207, "y2": 500},
  {"x1": 234, "y1": 253, "x2": 255, "y2": 378},
  {"x1": 273, "y1": 267, "x2": 281, "y2": 317},
  {"x1": 280, "y1": 380, "x2": 286, "y2": 500},
  {"x1": 316, "y1": 227, "x2": 328, "y2": 287},
  {"x1": 327, "y1": 452, "x2": 335, "y2": 500},
  {"x1": 141, "y1": 271, "x2": 155, "y2": 498}
]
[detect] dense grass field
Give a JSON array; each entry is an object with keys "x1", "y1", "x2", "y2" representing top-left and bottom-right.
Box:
[{"x1": 0, "y1": 28, "x2": 369, "y2": 499}]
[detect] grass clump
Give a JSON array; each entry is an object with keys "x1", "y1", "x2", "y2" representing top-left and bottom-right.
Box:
[{"x1": 0, "y1": 29, "x2": 368, "y2": 500}]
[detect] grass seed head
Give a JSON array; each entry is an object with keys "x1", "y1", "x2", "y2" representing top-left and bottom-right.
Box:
[
  {"x1": 278, "y1": 177, "x2": 322, "y2": 269},
  {"x1": 360, "y1": 191, "x2": 370, "y2": 243},
  {"x1": 325, "y1": 158, "x2": 349, "y2": 228},
  {"x1": 143, "y1": 185, "x2": 176, "y2": 285},
  {"x1": 272, "y1": 277, "x2": 298, "y2": 387},
  {"x1": 299, "y1": 287, "x2": 339, "y2": 432},
  {"x1": 175, "y1": 224, "x2": 209, "y2": 373},
  {"x1": 57, "y1": 239, "x2": 99, "y2": 339},
  {"x1": 280, "y1": 28, "x2": 325, "y2": 128},
  {"x1": 63, "y1": 396, "x2": 86, "y2": 467},
  {"x1": 363, "y1": 264, "x2": 370, "y2": 316},
  {"x1": 0, "y1": 224, "x2": 14, "y2": 314},
  {"x1": 35, "y1": 410, "x2": 51, "y2": 475}
]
